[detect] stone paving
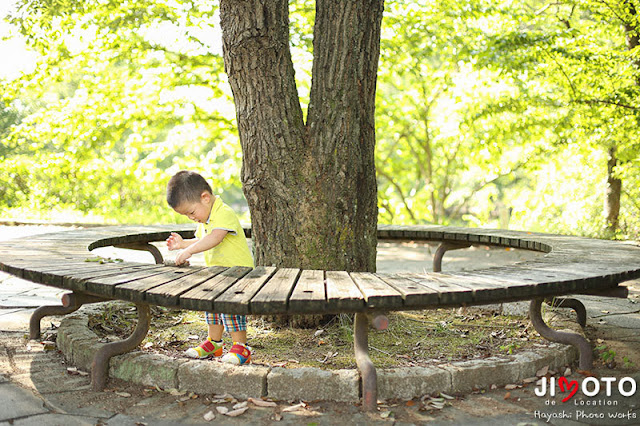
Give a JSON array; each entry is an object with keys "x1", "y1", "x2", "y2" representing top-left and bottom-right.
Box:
[{"x1": 1, "y1": 224, "x2": 639, "y2": 425}]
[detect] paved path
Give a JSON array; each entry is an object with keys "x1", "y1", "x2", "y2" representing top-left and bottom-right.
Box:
[{"x1": 1, "y1": 225, "x2": 639, "y2": 425}]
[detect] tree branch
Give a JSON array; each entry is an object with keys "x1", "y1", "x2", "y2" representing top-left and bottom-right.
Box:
[{"x1": 378, "y1": 168, "x2": 418, "y2": 222}]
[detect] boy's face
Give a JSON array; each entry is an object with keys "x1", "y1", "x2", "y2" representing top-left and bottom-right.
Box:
[{"x1": 173, "y1": 192, "x2": 212, "y2": 223}]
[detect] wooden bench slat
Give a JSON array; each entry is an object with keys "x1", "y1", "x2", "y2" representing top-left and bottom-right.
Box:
[
  {"x1": 440, "y1": 272, "x2": 509, "y2": 303},
  {"x1": 289, "y1": 270, "x2": 327, "y2": 313},
  {"x1": 114, "y1": 267, "x2": 208, "y2": 302},
  {"x1": 214, "y1": 266, "x2": 278, "y2": 314},
  {"x1": 325, "y1": 271, "x2": 365, "y2": 312},
  {"x1": 20, "y1": 261, "x2": 139, "y2": 284},
  {"x1": 249, "y1": 268, "x2": 300, "y2": 314},
  {"x1": 83, "y1": 266, "x2": 169, "y2": 296},
  {"x1": 399, "y1": 273, "x2": 474, "y2": 305},
  {"x1": 55, "y1": 264, "x2": 160, "y2": 291},
  {"x1": 179, "y1": 266, "x2": 252, "y2": 312},
  {"x1": 375, "y1": 273, "x2": 440, "y2": 307},
  {"x1": 349, "y1": 272, "x2": 404, "y2": 309},
  {"x1": 145, "y1": 266, "x2": 227, "y2": 308}
]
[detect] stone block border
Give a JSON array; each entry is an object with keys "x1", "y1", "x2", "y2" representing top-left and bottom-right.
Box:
[{"x1": 57, "y1": 307, "x2": 577, "y2": 402}]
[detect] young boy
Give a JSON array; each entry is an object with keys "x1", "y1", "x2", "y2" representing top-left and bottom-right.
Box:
[{"x1": 166, "y1": 170, "x2": 253, "y2": 365}]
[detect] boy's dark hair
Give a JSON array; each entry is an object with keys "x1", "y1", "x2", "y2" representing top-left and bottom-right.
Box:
[{"x1": 166, "y1": 170, "x2": 213, "y2": 208}]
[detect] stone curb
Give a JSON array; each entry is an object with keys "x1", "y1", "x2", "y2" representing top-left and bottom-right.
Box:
[{"x1": 57, "y1": 308, "x2": 577, "y2": 403}]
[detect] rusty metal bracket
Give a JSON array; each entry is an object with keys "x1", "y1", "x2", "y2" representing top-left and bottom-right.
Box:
[
  {"x1": 433, "y1": 242, "x2": 472, "y2": 272},
  {"x1": 30, "y1": 292, "x2": 110, "y2": 339},
  {"x1": 91, "y1": 303, "x2": 151, "y2": 391},
  {"x1": 114, "y1": 242, "x2": 164, "y2": 265},
  {"x1": 530, "y1": 298, "x2": 593, "y2": 371},
  {"x1": 544, "y1": 297, "x2": 587, "y2": 328}
]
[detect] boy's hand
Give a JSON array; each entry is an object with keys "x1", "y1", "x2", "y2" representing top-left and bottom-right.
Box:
[
  {"x1": 166, "y1": 232, "x2": 184, "y2": 251},
  {"x1": 175, "y1": 250, "x2": 192, "y2": 266}
]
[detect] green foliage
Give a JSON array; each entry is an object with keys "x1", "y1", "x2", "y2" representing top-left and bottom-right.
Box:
[{"x1": 0, "y1": 0, "x2": 639, "y2": 239}]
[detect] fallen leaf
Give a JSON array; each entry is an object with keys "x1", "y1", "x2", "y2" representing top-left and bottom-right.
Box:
[
  {"x1": 380, "y1": 410, "x2": 392, "y2": 418},
  {"x1": 314, "y1": 329, "x2": 325, "y2": 337},
  {"x1": 115, "y1": 392, "x2": 131, "y2": 398},
  {"x1": 505, "y1": 384, "x2": 518, "y2": 390},
  {"x1": 248, "y1": 397, "x2": 277, "y2": 407},
  {"x1": 233, "y1": 401, "x2": 248, "y2": 410},
  {"x1": 504, "y1": 392, "x2": 511, "y2": 400},
  {"x1": 225, "y1": 407, "x2": 249, "y2": 417},
  {"x1": 216, "y1": 406, "x2": 229, "y2": 415},
  {"x1": 41, "y1": 341, "x2": 56, "y2": 350},
  {"x1": 203, "y1": 411, "x2": 215, "y2": 421},
  {"x1": 406, "y1": 400, "x2": 415, "y2": 406},
  {"x1": 440, "y1": 392, "x2": 454, "y2": 400},
  {"x1": 282, "y1": 402, "x2": 305, "y2": 412},
  {"x1": 523, "y1": 377, "x2": 538, "y2": 384},
  {"x1": 67, "y1": 367, "x2": 78, "y2": 375},
  {"x1": 577, "y1": 369, "x2": 596, "y2": 377},
  {"x1": 536, "y1": 366, "x2": 549, "y2": 377},
  {"x1": 564, "y1": 367, "x2": 572, "y2": 376},
  {"x1": 273, "y1": 413, "x2": 283, "y2": 421},
  {"x1": 168, "y1": 388, "x2": 186, "y2": 396}
]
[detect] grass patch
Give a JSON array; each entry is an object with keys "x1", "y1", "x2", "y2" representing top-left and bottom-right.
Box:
[{"x1": 88, "y1": 301, "x2": 544, "y2": 369}]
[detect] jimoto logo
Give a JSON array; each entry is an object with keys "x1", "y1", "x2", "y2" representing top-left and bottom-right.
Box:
[{"x1": 534, "y1": 376, "x2": 636, "y2": 403}]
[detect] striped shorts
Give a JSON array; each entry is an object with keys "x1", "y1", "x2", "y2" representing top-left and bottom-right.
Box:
[{"x1": 205, "y1": 312, "x2": 247, "y2": 332}]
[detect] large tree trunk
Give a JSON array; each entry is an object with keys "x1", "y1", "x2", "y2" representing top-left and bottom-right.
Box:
[{"x1": 219, "y1": 0, "x2": 382, "y2": 272}]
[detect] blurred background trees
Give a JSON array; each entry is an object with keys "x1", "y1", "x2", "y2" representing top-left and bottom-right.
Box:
[{"x1": 1, "y1": 0, "x2": 638, "y2": 239}]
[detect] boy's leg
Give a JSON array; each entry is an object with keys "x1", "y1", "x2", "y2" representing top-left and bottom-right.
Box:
[
  {"x1": 185, "y1": 312, "x2": 224, "y2": 359},
  {"x1": 208, "y1": 323, "x2": 224, "y2": 341},
  {"x1": 221, "y1": 314, "x2": 251, "y2": 365}
]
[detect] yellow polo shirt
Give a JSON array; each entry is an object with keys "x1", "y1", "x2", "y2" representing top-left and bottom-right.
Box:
[{"x1": 195, "y1": 196, "x2": 254, "y2": 268}]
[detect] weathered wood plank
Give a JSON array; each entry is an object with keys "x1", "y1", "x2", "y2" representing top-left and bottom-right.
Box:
[
  {"x1": 249, "y1": 268, "x2": 300, "y2": 314},
  {"x1": 288, "y1": 270, "x2": 326, "y2": 313},
  {"x1": 349, "y1": 272, "x2": 403, "y2": 309},
  {"x1": 83, "y1": 266, "x2": 169, "y2": 296},
  {"x1": 442, "y1": 272, "x2": 509, "y2": 303},
  {"x1": 179, "y1": 266, "x2": 252, "y2": 312},
  {"x1": 325, "y1": 271, "x2": 365, "y2": 312},
  {"x1": 114, "y1": 267, "x2": 207, "y2": 302},
  {"x1": 399, "y1": 273, "x2": 473, "y2": 305},
  {"x1": 61, "y1": 264, "x2": 164, "y2": 293},
  {"x1": 214, "y1": 266, "x2": 277, "y2": 314},
  {"x1": 145, "y1": 266, "x2": 227, "y2": 308},
  {"x1": 375, "y1": 273, "x2": 439, "y2": 307},
  {"x1": 20, "y1": 261, "x2": 134, "y2": 285}
]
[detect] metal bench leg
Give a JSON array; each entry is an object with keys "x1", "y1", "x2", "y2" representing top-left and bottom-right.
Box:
[
  {"x1": 91, "y1": 303, "x2": 151, "y2": 391},
  {"x1": 529, "y1": 298, "x2": 593, "y2": 371},
  {"x1": 354, "y1": 313, "x2": 388, "y2": 411},
  {"x1": 115, "y1": 242, "x2": 164, "y2": 264},
  {"x1": 30, "y1": 292, "x2": 109, "y2": 339},
  {"x1": 544, "y1": 297, "x2": 587, "y2": 328},
  {"x1": 433, "y1": 242, "x2": 471, "y2": 272},
  {"x1": 354, "y1": 313, "x2": 377, "y2": 411}
]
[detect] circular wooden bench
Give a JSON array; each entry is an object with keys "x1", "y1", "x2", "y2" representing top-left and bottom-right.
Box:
[{"x1": 1, "y1": 224, "x2": 639, "y2": 410}]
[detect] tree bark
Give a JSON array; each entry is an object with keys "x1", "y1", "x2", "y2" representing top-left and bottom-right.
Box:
[{"x1": 219, "y1": 0, "x2": 382, "y2": 272}]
